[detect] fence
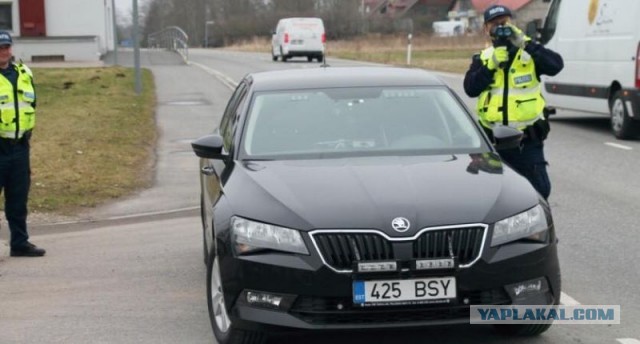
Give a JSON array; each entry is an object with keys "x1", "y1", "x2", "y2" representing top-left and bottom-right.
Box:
[{"x1": 148, "y1": 26, "x2": 189, "y2": 63}]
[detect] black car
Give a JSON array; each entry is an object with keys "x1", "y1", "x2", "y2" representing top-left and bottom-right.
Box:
[{"x1": 192, "y1": 66, "x2": 560, "y2": 344}]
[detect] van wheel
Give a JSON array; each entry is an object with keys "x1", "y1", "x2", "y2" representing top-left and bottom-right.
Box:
[
  {"x1": 317, "y1": 55, "x2": 324, "y2": 63},
  {"x1": 272, "y1": 54, "x2": 278, "y2": 62},
  {"x1": 280, "y1": 47, "x2": 288, "y2": 62},
  {"x1": 208, "y1": 252, "x2": 266, "y2": 344},
  {"x1": 610, "y1": 90, "x2": 639, "y2": 139},
  {"x1": 307, "y1": 56, "x2": 313, "y2": 62}
]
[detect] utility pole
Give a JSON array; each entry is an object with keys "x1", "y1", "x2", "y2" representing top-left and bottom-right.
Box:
[
  {"x1": 132, "y1": 0, "x2": 142, "y2": 94},
  {"x1": 111, "y1": 0, "x2": 118, "y2": 65}
]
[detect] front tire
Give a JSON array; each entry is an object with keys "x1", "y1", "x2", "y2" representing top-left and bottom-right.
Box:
[
  {"x1": 207, "y1": 252, "x2": 266, "y2": 344},
  {"x1": 610, "y1": 90, "x2": 639, "y2": 139}
]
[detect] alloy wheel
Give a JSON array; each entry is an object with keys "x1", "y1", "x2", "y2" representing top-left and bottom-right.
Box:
[
  {"x1": 611, "y1": 97, "x2": 625, "y2": 133},
  {"x1": 210, "y1": 258, "x2": 231, "y2": 332}
]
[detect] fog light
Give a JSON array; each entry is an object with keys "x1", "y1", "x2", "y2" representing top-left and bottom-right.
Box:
[
  {"x1": 357, "y1": 261, "x2": 397, "y2": 273},
  {"x1": 246, "y1": 291, "x2": 283, "y2": 309},
  {"x1": 505, "y1": 277, "x2": 549, "y2": 298}
]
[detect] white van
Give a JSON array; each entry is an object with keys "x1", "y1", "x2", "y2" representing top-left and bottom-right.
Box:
[
  {"x1": 271, "y1": 17, "x2": 325, "y2": 63},
  {"x1": 531, "y1": 0, "x2": 640, "y2": 139},
  {"x1": 432, "y1": 20, "x2": 467, "y2": 37}
]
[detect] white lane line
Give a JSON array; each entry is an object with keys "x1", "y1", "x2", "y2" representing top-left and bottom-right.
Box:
[
  {"x1": 605, "y1": 142, "x2": 633, "y2": 150},
  {"x1": 190, "y1": 61, "x2": 238, "y2": 90},
  {"x1": 617, "y1": 339, "x2": 640, "y2": 344},
  {"x1": 560, "y1": 292, "x2": 581, "y2": 306}
]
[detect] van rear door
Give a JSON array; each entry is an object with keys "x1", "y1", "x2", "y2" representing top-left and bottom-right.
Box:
[{"x1": 287, "y1": 18, "x2": 325, "y2": 52}]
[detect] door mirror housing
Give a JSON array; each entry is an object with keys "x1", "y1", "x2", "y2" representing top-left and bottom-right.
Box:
[
  {"x1": 492, "y1": 126, "x2": 523, "y2": 150},
  {"x1": 192, "y1": 134, "x2": 228, "y2": 160},
  {"x1": 525, "y1": 19, "x2": 542, "y2": 41}
]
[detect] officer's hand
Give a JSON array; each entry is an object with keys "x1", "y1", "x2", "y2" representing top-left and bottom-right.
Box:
[
  {"x1": 507, "y1": 23, "x2": 531, "y2": 49},
  {"x1": 487, "y1": 46, "x2": 509, "y2": 70}
]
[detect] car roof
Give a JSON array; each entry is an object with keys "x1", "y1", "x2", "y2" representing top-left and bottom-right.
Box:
[{"x1": 248, "y1": 66, "x2": 447, "y2": 92}]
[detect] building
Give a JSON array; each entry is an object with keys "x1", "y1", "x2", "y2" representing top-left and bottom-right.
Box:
[
  {"x1": 2, "y1": 0, "x2": 116, "y2": 62},
  {"x1": 464, "y1": 0, "x2": 552, "y2": 27},
  {"x1": 363, "y1": 0, "x2": 551, "y2": 34}
]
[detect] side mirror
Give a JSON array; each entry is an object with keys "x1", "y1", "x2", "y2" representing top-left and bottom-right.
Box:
[
  {"x1": 191, "y1": 134, "x2": 227, "y2": 159},
  {"x1": 525, "y1": 19, "x2": 541, "y2": 40},
  {"x1": 492, "y1": 126, "x2": 523, "y2": 150}
]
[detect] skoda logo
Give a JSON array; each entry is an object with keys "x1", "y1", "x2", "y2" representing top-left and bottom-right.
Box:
[{"x1": 391, "y1": 217, "x2": 410, "y2": 232}]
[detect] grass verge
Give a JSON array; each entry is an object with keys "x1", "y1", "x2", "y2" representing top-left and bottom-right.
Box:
[
  {"x1": 227, "y1": 34, "x2": 488, "y2": 74},
  {"x1": 22, "y1": 67, "x2": 156, "y2": 215}
]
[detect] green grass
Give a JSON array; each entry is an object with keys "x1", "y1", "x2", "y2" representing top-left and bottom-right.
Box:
[
  {"x1": 227, "y1": 34, "x2": 485, "y2": 74},
  {"x1": 20, "y1": 67, "x2": 157, "y2": 214},
  {"x1": 333, "y1": 49, "x2": 478, "y2": 73}
]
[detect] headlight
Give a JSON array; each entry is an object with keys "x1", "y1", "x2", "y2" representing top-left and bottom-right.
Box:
[
  {"x1": 231, "y1": 216, "x2": 309, "y2": 255},
  {"x1": 491, "y1": 204, "x2": 548, "y2": 247}
]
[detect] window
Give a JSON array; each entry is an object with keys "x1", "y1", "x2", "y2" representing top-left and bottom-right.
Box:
[
  {"x1": 219, "y1": 81, "x2": 248, "y2": 152},
  {"x1": 0, "y1": 4, "x2": 12, "y2": 30},
  {"x1": 242, "y1": 87, "x2": 485, "y2": 159},
  {"x1": 540, "y1": 0, "x2": 561, "y2": 45}
]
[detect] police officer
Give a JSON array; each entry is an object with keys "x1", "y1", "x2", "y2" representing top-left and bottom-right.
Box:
[
  {"x1": 463, "y1": 5, "x2": 563, "y2": 200},
  {"x1": 0, "y1": 31, "x2": 45, "y2": 257}
]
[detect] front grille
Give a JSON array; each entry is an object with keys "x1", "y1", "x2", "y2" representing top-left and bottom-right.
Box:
[
  {"x1": 289, "y1": 289, "x2": 510, "y2": 325},
  {"x1": 311, "y1": 226, "x2": 486, "y2": 271},
  {"x1": 413, "y1": 227, "x2": 485, "y2": 265},
  {"x1": 313, "y1": 233, "x2": 394, "y2": 270}
]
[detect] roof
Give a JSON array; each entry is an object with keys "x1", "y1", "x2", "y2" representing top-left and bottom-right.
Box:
[
  {"x1": 471, "y1": 0, "x2": 534, "y2": 13},
  {"x1": 248, "y1": 67, "x2": 446, "y2": 91}
]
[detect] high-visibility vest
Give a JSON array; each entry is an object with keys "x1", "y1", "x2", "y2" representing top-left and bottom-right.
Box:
[
  {"x1": 477, "y1": 46, "x2": 545, "y2": 130},
  {"x1": 0, "y1": 63, "x2": 36, "y2": 139}
]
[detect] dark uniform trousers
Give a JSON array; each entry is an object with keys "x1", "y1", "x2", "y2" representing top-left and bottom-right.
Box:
[
  {"x1": 0, "y1": 139, "x2": 31, "y2": 248},
  {"x1": 497, "y1": 138, "x2": 551, "y2": 200}
]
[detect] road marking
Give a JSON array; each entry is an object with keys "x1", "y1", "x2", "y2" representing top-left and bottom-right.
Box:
[
  {"x1": 560, "y1": 292, "x2": 581, "y2": 306},
  {"x1": 190, "y1": 61, "x2": 238, "y2": 90},
  {"x1": 605, "y1": 142, "x2": 633, "y2": 150},
  {"x1": 617, "y1": 339, "x2": 640, "y2": 344}
]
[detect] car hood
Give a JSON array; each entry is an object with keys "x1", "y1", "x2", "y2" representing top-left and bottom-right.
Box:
[{"x1": 225, "y1": 154, "x2": 539, "y2": 237}]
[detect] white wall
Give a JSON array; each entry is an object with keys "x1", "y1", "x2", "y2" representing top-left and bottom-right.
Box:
[
  {"x1": 13, "y1": 37, "x2": 101, "y2": 62},
  {"x1": 45, "y1": 0, "x2": 113, "y2": 53}
]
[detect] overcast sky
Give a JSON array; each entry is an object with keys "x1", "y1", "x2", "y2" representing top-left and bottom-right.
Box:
[{"x1": 114, "y1": 0, "x2": 143, "y2": 24}]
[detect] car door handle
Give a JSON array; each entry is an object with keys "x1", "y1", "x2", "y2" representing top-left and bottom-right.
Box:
[{"x1": 201, "y1": 166, "x2": 215, "y2": 176}]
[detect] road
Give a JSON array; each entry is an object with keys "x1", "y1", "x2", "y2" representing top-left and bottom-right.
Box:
[{"x1": 1, "y1": 49, "x2": 639, "y2": 344}]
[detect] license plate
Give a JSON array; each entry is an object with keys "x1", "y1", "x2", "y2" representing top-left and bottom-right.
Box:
[
  {"x1": 291, "y1": 39, "x2": 304, "y2": 45},
  {"x1": 353, "y1": 277, "x2": 456, "y2": 306}
]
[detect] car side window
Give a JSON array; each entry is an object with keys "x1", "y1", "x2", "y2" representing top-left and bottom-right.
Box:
[{"x1": 220, "y1": 81, "x2": 248, "y2": 150}]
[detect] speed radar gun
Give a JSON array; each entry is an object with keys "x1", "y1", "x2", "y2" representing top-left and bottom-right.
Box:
[{"x1": 490, "y1": 25, "x2": 513, "y2": 69}]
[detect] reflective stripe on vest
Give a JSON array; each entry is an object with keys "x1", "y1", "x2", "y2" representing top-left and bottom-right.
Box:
[
  {"x1": 0, "y1": 63, "x2": 36, "y2": 139},
  {"x1": 476, "y1": 47, "x2": 545, "y2": 130},
  {"x1": 487, "y1": 114, "x2": 545, "y2": 130},
  {"x1": 0, "y1": 130, "x2": 29, "y2": 139}
]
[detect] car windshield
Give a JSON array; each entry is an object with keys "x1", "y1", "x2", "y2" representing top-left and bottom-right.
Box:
[{"x1": 241, "y1": 86, "x2": 486, "y2": 159}]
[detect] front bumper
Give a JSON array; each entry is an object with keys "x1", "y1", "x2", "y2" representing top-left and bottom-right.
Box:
[
  {"x1": 281, "y1": 47, "x2": 324, "y2": 57},
  {"x1": 218, "y1": 230, "x2": 560, "y2": 332}
]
